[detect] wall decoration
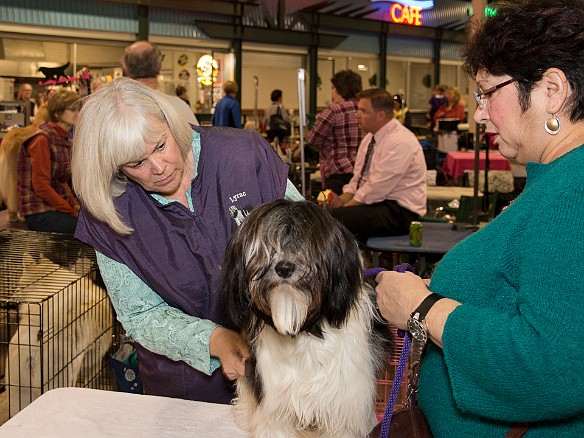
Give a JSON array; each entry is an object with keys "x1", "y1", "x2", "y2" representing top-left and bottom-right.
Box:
[
  {"x1": 368, "y1": 73, "x2": 389, "y2": 87},
  {"x1": 38, "y1": 62, "x2": 75, "y2": 86},
  {"x1": 177, "y1": 54, "x2": 188, "y2": 66},
  {"x1": 178, "y1": 69, "x2": 190, "y2": 81}
]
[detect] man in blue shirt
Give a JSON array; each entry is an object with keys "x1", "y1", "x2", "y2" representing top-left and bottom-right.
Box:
[{"x1": 211, "y1": 81, "x2": 242, "y2": 128}]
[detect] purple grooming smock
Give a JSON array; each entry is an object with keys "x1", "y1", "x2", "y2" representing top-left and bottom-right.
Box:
[{"x1": 75, "y1": 126, "x2": 288, "y2": 403}]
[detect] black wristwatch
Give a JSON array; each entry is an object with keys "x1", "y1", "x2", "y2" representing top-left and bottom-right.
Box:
[{"x1": 407, "y1": 293, "x2": 444, "y2": 343}]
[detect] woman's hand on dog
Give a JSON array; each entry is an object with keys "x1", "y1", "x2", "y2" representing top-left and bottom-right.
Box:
[{"x1": 210, "y1": 326, "x2": 250, "y2": 380}]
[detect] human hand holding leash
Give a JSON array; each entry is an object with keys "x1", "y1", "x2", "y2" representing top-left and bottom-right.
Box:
[
  {"x1": 375, "y1": 270, "x2": 429, "y2": 330},
  {"x1": 375, "y1": 270, "x2": 460, "y2": 348},
  {"x1": 210, "y1": 326, "x2": 250, "y2": 380}
]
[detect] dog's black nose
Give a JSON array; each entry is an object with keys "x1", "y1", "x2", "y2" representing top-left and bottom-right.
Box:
[{"x1": 275, "y1": 261, "x2": 295, "y2": 278}]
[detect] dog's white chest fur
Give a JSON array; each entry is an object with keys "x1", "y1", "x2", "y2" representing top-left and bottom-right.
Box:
[{"x1": 233, "y1": 290, "x2": 378, "y2": 438}]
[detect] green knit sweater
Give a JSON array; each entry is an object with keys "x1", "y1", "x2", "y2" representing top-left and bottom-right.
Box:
[{"x1": 420, "y1": 145, "x2": 584, "y2": 437}]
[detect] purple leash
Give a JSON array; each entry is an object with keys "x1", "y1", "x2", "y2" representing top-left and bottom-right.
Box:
[{"x1": 364, "y1": 263, "x2": 415, "y2": 438}]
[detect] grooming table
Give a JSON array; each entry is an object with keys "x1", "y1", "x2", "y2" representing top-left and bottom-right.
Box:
[
  {"x1": 0, "y1": 388, "x2": 246, "y2": 437},
  {"x1": 367, "y1": 222, "x2": 475, "y2": 274}
]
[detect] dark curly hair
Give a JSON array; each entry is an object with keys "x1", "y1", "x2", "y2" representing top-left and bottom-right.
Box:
[
  {"x1": 270, "y1": 89, "x2": 283, "y2": 102},
  {"x1": 331, "y1": 70, "x2": 362, "y2": 100},
  {"x1": 462, "y1": 0, "x2": 584, "y2": 122}
]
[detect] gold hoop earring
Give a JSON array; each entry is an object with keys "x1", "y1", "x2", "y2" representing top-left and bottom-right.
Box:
[{"x1": 545, "y1": 114, "x2": 560, "y2": 135}]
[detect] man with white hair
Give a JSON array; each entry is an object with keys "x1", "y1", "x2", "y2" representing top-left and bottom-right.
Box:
[{"x1": 17, "y1": 83, "x2": 38, "y2": 122}]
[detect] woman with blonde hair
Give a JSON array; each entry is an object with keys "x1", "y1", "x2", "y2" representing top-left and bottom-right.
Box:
[
  {"x1": 72, "y1": 77, "x2": 302, "y2": 403},
  {"x1": 427, "y1": 83, "x2": 448, "y2": 129},
  {"x1": 433, "y1": 86, "x2": 466, "y2": 130}
]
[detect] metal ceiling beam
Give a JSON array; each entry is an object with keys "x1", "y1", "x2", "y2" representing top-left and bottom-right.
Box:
[
  {"x1": 299, "y1": 1, "x2": 336, "y2": 13},
  {"x1": 102, "y1": 0, "x2": 464, "y2": 42},
  {"x1": 337, "y1": 5, "x2": 375, "y2": 17},
  {"x1": 138, "y1": 5, "x2": 148, "y2": 40},
  {"x1": 102, "y1": 0, "x2": 259, "y2": 16},
  {"x1": 195, "y1": 20, "x2": 348, "y2": 49},
  {"x1": 321, "y1": 4, "x2": 356, "y2": 15},
  {"x1": 352, "y1": 7, "x2": 381, "y2": 19},
  {"x1": 277, "y1": 0, "x2": 286, "y2": 29}
]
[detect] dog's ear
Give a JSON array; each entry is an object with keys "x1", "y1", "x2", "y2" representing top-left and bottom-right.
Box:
[
  {"x1": 221, "y1": 228, "x2": 252, "y2": 329},
  {"x1": 321, "y1": 222, "x2": 364, "y2": 328}
]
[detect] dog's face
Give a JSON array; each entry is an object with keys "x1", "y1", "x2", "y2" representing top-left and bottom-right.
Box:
[{"x1": 222, "y1": 199, "x2": 364, "y2": 339}]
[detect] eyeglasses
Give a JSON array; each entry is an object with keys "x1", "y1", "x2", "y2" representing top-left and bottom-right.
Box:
[{"x1": 473, "y1": 78, "x2": 516, "y2": 109}]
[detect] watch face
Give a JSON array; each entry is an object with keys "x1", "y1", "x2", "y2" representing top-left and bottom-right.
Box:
[{"x1": 407, "y1": 318, "x2": 428, "y2": 343}]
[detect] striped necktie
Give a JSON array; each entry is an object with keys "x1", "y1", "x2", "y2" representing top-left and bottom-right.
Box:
[{"x1": 357, "y1": 136, "x2": 375, "y2": 188}]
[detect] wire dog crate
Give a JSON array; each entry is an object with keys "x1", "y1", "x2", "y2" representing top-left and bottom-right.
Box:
[{"x1": 0, "y1": 229, "x2": 116, "y2": 424}]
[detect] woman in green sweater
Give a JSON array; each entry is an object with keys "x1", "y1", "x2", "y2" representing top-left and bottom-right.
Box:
[{"x1": 375, "y1": 1, "x2": 584, "y2": 436}]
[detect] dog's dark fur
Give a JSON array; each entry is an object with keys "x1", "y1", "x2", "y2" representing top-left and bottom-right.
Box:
[{"x1": 222, "y1": 199, "x2": 390, "y2": 437}]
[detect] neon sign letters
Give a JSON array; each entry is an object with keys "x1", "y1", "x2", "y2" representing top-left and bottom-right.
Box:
[
  {"x1": 390, "y1": 3, "x2": 423, "y2": 26},
  {"x1": 371, "y1": 1, "x2": 432, "y2": 26}
]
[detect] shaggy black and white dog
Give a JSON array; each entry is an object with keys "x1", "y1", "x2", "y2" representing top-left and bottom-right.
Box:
[{"x1": 222, "y1": 199, "x2": 390, "y2": 437}]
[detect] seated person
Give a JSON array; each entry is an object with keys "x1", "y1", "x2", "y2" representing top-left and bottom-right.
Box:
[
  {"x1": 433, "y1": 86, "x2": 466, "y2": 132},
  {"x1": 17, "y1": 89, "x2": 80, "y2": 234},
  {"x1": 328, "y1": 88, "x2": 427, "y2": 244},
  {"x1": 427, "y1": 84, "x2": 448, "y2": 130}
]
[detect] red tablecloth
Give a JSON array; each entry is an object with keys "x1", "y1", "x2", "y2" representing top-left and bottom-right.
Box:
[{"x1": 443, "y1": 151, "x2": 511, "y2": 179}]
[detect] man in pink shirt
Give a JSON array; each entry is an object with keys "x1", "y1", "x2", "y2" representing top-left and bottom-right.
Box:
[{"x1": 329, "y1": 88, "x2": 427, "y2": 243}]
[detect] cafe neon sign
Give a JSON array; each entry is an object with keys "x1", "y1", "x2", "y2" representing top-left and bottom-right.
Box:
[{"x1": 371, "y1": 0, "x2": 434, "y2": 27}]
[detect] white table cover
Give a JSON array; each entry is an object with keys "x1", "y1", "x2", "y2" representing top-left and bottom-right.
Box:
[{"x1": 0, "y1": 387, "x2": 248, "y2": 437}]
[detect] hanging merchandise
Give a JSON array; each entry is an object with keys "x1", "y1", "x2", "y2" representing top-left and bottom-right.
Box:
[{"x1": 38, "y1": 62, "x2": 76, "y2": 86}]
